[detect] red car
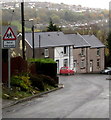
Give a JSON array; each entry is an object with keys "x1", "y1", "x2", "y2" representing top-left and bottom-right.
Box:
[{"x1": 60, "y1": 67, "x2": 74, "y2": 75}]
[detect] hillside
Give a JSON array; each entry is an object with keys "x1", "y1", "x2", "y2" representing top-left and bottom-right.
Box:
[
  {"x1": 2, "y1": 2, "x2": 108, "y2": 26},
  {"x1": 2, "y1": 1, "x2": 109, "y2": 45}
]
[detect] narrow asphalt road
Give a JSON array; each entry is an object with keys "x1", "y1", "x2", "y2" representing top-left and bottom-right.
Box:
[{"x1": 2, "y1": 74, "x2": 109, "y2": 118}]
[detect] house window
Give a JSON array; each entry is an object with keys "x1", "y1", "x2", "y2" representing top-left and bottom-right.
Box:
[
  {"x1": 97, "y1": 59, "x2": 100, "y2": 67},
  {"x1": 81, "y1": 48, "x2": 85, "y2": 56},
  {"x1": 64, "y1": 46, "x2": 68, "y2": 55},
  {"x1": 64, "y1": 59, "x2": 68, "y2": 67},
  {"x1": 97, "y1": 48, "x2": 100, "y2": 56},
  {"x1": 81, "y1": 60, "x2": 85, "y2": 68},
  {"x1": 44, "y1": 48, "x2": 49, "y2": 58}
]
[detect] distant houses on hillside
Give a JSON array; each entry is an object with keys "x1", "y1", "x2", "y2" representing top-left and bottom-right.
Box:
[{"x1": 12, "y1": 32, "x2": 105, "y2": 74}]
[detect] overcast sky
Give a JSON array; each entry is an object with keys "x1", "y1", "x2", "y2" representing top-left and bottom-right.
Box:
[{"x1": 36, "y1": 0, "x2": 110, "y2": 9}]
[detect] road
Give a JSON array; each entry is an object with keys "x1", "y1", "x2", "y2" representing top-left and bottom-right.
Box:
[{"x1": 2, "y1": 74, "x2": 109, "y2": 118}]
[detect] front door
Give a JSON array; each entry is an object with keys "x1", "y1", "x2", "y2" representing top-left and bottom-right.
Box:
[
  {"x1": 64, "y1": 59, "x2": 68, "y2": 67},
  {"x1": 90, "y1": 61, "x2": 93, "y2": 72}
]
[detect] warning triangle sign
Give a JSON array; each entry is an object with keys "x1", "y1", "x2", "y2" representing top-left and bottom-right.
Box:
[{"x1": 3, "y1": 27, "x2": 16, "y2": 40}]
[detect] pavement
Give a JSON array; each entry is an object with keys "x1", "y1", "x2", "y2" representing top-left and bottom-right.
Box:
[{"x1": 2, "y1": 84, "x2": 64, "y2": 109}]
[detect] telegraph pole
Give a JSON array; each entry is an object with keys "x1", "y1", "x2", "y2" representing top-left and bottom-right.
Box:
[{"x1": 21, "y1": 1, "x2": 25, "y2": 60}]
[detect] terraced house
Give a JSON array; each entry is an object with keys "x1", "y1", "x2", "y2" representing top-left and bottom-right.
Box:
[
  {"x1": 12, "y1": 32, "x2": 105, "y2": 73},
  {"x1": 65, "y1": 33, "x2": 105, "y2": 73}
]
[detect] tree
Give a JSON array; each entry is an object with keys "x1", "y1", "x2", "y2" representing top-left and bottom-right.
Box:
[
  {"x1": 106, "y1": 32, "x2": 111, "y2": 66},
  {"x1": 107, "y1": 32, "x2": 111, "y2": 55},
  {"x1": 51, "y1": 14, "x2": 60, "y2": 23},
  {"x1": 47, "y1": 18, "x2": 61, "y2": 32}
]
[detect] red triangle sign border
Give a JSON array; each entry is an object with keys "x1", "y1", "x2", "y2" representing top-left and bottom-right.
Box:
[{"x1": 3, "y1": 27, "x2": 16, "y2": 40}]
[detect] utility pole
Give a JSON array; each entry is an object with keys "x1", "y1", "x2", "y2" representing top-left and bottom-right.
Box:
[
  {"x1": 32, "y1": 25, "x2": 35, "y2": 58},
  {"x1": 21, "y1": 2, "x2": 25, "y2": 60},
  {"x1": 39, "y1": 35, "x2": 41, "y2": 57}
]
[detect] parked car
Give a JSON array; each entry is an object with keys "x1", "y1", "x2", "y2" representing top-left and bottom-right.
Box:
[
  {"x1": 60, "y1": 66, "x2": 74, "y2": 75},
  {"x1": 100, "y1": 67, "x2": 111, "y2": 74}
]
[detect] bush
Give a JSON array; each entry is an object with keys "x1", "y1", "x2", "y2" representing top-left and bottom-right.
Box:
[
  {"x1": 29, "y1": 75, "x2": 45, "y2": 91},
  {"x1": 11, "y1": 56, "x2": 28, "y2": 76},
  {"x1": 11, "y1": 75, "x2": 32, "y2": 91},
  {"x1": 29, "y1": 74, "x2": 57, "y2": 91},
  {"x1": 40, "y1": 75, "x2": 56, "y2": 87}
]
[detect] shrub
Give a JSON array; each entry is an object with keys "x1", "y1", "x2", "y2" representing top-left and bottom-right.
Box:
[
  {"x1": 40, "y1": 75, "x2": 56, "y2": 87},
  {"x1": 11, "y1": 75, "x2": 32, "y2": 91},
  {"x1": 29, "y1": 74, "x2": 57, "y2": 91},
  {"x1": 29, "y1": 75, "x2": 45, "y2": 91},
  {"x1": 11, "y1": 56, "x2": 28, "y2": 76}
]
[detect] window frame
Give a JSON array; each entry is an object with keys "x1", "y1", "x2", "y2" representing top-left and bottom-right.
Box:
[
  {"x1": 64, "y1": 46, "x2": 68, "y2": 56},
  {"x1": 97, "y1": 59, "x2": 100, "y2": 68},
  {"x1": 81, "y1": 48, "x2": 85, "y2": 56},
  {"x1": 81, "y1": 59, "x2": 85, "y2": 69},
  {"x1": 97, "y1": 48, "x2": 100, "y2": 56}
]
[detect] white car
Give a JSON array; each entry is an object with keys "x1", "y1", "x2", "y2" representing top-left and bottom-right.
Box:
[{"x1": 100, "y1": 67, "x2": 111, "y2": 74}]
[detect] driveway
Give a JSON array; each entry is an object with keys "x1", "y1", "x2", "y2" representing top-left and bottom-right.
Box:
[{"x1": 3, "y1": 74, "x2": 109, "y2": 118}]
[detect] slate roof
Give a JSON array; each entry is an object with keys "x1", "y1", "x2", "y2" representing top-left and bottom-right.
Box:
[
  {"x1": 25, "y1": 32, "x2": 105, "y2": 49},
  {"x1": 65, "y1": 34, "x2": 90, "y2": 48},
  {"x1": 82, "y1": 35, "x2": 105, "y2": 48},
  {"x1": 25, "y1": 32, "x2": 73, "y2": 48}
]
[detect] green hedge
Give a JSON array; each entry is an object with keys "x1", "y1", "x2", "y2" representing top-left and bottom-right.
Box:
[
  {"x1": 28, "y1": 58, "x2": 56, "y2": 64},
  {"x1": 29, "y1": 58, "x2": 58, "y2": 84}
]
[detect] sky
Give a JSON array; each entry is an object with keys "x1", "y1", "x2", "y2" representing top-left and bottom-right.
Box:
[{"x1": 36, "y1": 0, "x2": 111, "y2": 9}]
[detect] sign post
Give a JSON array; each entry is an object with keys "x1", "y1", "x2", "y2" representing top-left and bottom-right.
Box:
[
  {"x1": 2, "y1": 26, "x2": 17, "y2": 88},
  {"x1": 8, "y1": 49, "x2": 11, "y2": 88}
]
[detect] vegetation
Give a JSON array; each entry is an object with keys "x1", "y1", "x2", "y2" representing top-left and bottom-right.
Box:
[
  {"x1": 3, "y1": 73, "x2": 57, "y2": 100},
  {"x1": 105, "y1": 32, "x2": 111, "y2": 67},
  {"x1": 107, "y1": 32, "x2": 111, "y2": 56},
  {"x1": 29, "y1": 74, "x2": 56, "y2": 91},
  {"x1": 2, "y1": 56, "x2": 57, "y2": 100},
  {"x1": 47, "y1": 18, "x2": 61, "y2": 31},
  {"x1": 2, "y1": 3, "x2": 108, "y2": 31},
  {"x1": 3, "y1": 87, "x2": 33, "y2": 100},
  {"x1": 28, "y1": 58, "x2": 56, "y2": 64},
  {"x1": 11, "y1": 75, "x2": 32, "y2": 91}
]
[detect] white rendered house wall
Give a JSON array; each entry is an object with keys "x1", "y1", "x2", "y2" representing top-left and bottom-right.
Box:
[{"x1": 54, "y1": 46, "x2": 73, "y2": 73}]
